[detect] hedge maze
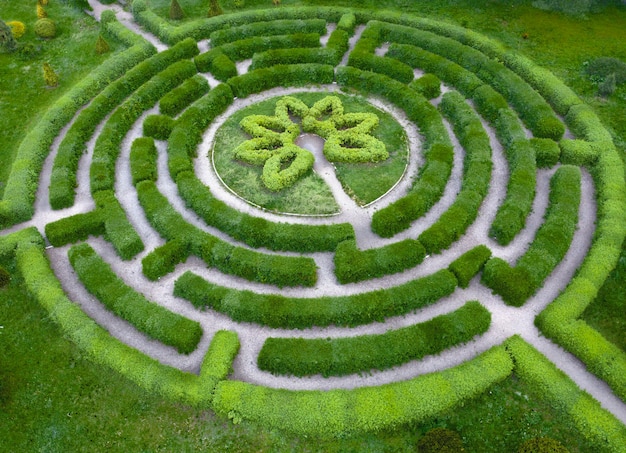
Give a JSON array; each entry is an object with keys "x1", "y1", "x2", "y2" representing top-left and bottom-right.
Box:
[{"x1": 1, "y1": 2, "x2": 626, "y2": 449}]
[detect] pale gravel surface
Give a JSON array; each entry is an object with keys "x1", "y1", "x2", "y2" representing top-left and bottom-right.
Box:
[{"x1": 4, "y1": 0, "x2": 624, "y2": 424}]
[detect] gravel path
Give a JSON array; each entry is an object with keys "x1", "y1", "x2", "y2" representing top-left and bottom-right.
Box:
[{"x1": 4, "y1": 0, "x2": 623, "y2": 425}]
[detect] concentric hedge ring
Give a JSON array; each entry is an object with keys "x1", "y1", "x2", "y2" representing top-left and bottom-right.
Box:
[{"x1": 1, "y1": 3, "x2": 625, "y2": 444}]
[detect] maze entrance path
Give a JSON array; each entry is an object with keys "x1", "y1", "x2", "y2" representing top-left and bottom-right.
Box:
[{"x1": 1, "y1": 0, "x2": 625, "y2": 445}]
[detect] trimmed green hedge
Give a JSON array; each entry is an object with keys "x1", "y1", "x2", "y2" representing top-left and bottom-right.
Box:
[
  {"x1": 387, "y1": 43, "x2": 483, "y2": 97},
  {"x1": 159, "y1": 74, "x2": 209, "y2": 117},
  {"x1": 559, "y1": 139, "x2": 601, "y2": 167},
  {"x1": 90, "y1": 52, "x2": 198, "y2": 194},
  {"x1": 45, "y1": 190, "x2": 144, "y2": 260},
  {"x1": 380, "y1": 21, "x2": 565, "y2": 141},
  {"x1": 227, "y1": 64, "x2": 335, "y2": 98},
  {"x1": 130, "y1": 137, "x2": 158, "y2": 185},
  {"x1": 489, "y1": 140, "x2": 537, "y2": 246},
  {"x1": 333, "y1": 238, "x2": 426, "y2": 284},
  {"x1": 194, "y1": 49, "x2": 238, "y2": 81},
  {"x1": 137, "y1": 180, "x2": 317, "y2": 287},
  {"x1": 6, "y1": 228, "x2": 240, "y2": 407},
  {"x1": 417, "y1": 91, "x2": 491, "y2": 254},
  {"x1": 68, "y1": 243, "x2": 202, "y2": 354},
  {"x1": 176, "y1": 171, "x2": 354, "y2": 253},
  {"x1": 213, "y1": 345, "x2": 513, "y2": 437},
  {"x1": 448, "y1": 245, "x2": 492, "y2": 288},
  {"x1": 1, "y1": 18, "x2": 155, "y2": 224},
  {"x1": 210, "y1": 19, "x2": 327, "y2": 46},
  {"x1": 215, "y1": 33, "x2": 321, "y2": 62},
  {"x1": 409, "y1": 73, "x2": 442, "y2": 100},
  {"x1": 174, "y1": 269, "x2": 458, "y2": 329},
  {"x1": 483, "y1": 165, "x2": 581, "y2": 306},
  {"x1": 250, "y1": 47, "x2": 340, "y2": 70},
  {"x1": 506, "y1": 336, "x2": 626, "y2": 453},
  {"x1": 168, "y1": 83, "x2": 234, "y2": 178},
  {"x1": 348, "y1": 24, "x2": 414, "y2": 84},
  {"x1": 336, "y1": 67, "x2": 454, "y2": 237},
  {"x1": 372, "y1": 143, "x2": 453, "y2": 238},
  {"x1": 258, "y1": 301, "x2": 491, "y2": 377}
]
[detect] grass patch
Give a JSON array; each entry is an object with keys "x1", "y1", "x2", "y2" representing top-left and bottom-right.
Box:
[
  {"x1": 0, "y1": 0, "x2": 121, "y2": 198},
  {"x1": 212, "y1": 91, "x2": 408, "y2": 214}
]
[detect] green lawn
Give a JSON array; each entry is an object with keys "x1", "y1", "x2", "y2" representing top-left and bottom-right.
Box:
[{"x1": 1, "y1": 0, "x2": 625, "y2": 451}]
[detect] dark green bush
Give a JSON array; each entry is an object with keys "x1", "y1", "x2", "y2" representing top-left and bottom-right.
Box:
[
  {"x1": 348, "y1": 50, "x2": 415, "y2": 84},
  {"x1": 159, "y1": 74, "x2": 209, "y2": 117},
  {"x1": 381, "y1": 22, "x2": 564, "y2": 140},
  {"x1": 212, "y1": 346, "x2": 513, "y2": 437},
  {"x1": 489, "y1": 140, "x2": 536, "y2": 246},
  {"x1": 409, "y1": 73, "x2": 442, "y2": 99},
  {"x1": 90, "y1": 53, "x2": 198, "y2": 194},
  {"x1": 45, "y1": 190, "x2": 143, "y2": 260},
  {"x1": 448, "y1": 245, "x2": 492, "y2": 288},
  {"x1": 176, "y1": 172, "x2": 353, "y2": 252},
  {"x1": 174, "y1": 269, "x2": 457, "y2": 329},
  {"x1": 336, "y1": 12, "x2": 356, "y2": 33},
  {"x1": 195, "y1": 49, "x2": 238, "y2": 81},
  {"x1": 387, "y1": 43, "x2": 483, "y2": 97},
  {"x1": 68, "y1": 243, "x2": 202, "y2": 354},
  {"x1": 559, "y1": 139, "x2": 600, "y2": 167},
  {"x1": 227, "y1": 64, "x2": 334, "y2": 98},
  {"x1": 143, "y1": 114, "x2": 175, "y2": 140},
  {"x1": 217, "y1": 33, "x2": 321, "y2": 62},
  {"x1": 0, "y1": 266, "x2": 11, "y2": 288},
  {"x1": 471, "y1": 84, "x2": 508, "y2": 123},
  {"x1": 136, "y1": 180, "x2": 317, "y2": 287},
  {"x1": 584, "y1": 57, "x2": 626, "y2": 85},
  {"x1": 142, "y1": 239, "x2": 190, "y2": 281},
  {"x1": 258, "y1": 301, "x2": 490, "y2": 377},
  {"x1": 417, "y1": 428, "x2": 466, "y2": 453},
  {"x1": 94, "y1": 190, "x2": 145, "y2": 260},
  {"x1": 517, "y1": 437, "x2": 569, "y2": 453},
  {"x1": 484, "y1": 166, "x2": 581, "y2": 306},
  {"x1": 418, "y1": 91, "x2": 491, "y2": 254},
  {"x1": 34, "y1": 18, "x2": 56, "y2": 39},
  {"x1": 130, "y1": 137, "x2": 158, "y2": 185},
  {"x1": 333, "y1": 239, "x2": 426, "y2": 284},
  {"x1": 372, "y1": 144, "x2": 453, "y2": 237},
  {"x1": 45, "y1": 210, "x2": 105, "y2": 247},
  {"x1": 210, "y1": 19, "x2": 327, "y2": 46},
  {"x1": 564, "y1": 104, "x2": 613, "y2": 143}
]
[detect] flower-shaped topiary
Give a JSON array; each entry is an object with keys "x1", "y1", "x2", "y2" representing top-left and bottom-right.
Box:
[{"x1": 233, "y1": 95, "x2": 388, "y2": 191}]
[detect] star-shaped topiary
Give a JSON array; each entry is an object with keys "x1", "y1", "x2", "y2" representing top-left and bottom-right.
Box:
[{"x1": 233, "y1": 95, "x2": 388, "y2": 191}]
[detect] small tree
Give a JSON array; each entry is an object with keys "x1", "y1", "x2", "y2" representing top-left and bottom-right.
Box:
[
  {"x1": 170, "y1": 0, "x2": 185, "y2": 20},
  {"x1": 38, "y1": 0, "x2": 50, "y2": 6},
  {"x1": 95, "y1": 34, "x2": 110, "y2": 54},
  {"x1": 43, "y1": 62, "x2": 59, "y2": 87},
  {"x1": 272, "y1": 0, "x2": 281, "y2": 5},
  {"x1": 234, "y1": 0, "x2": 245, "y2": 7},
  {"x1": 598, "y1": 72, "x2": 617, "y2": 98},
  {"x1": 7, "y1": 21, "x2": 26, "y2": 39},
  {"x1": 208, "y1": 0, "x2": 222, "y2": 17},
  {"x1": 0, "y1": 19, "x2": 17, "y2": 52},
  {"x1": 37, "y1": 2, "x2": 48, "y2": 19}
]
